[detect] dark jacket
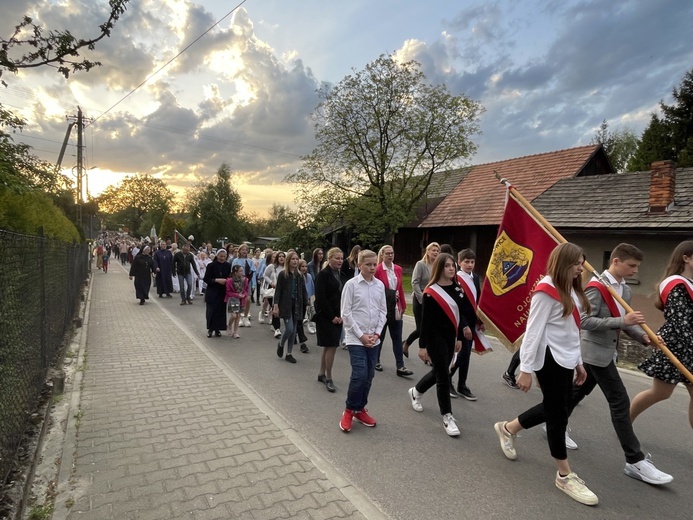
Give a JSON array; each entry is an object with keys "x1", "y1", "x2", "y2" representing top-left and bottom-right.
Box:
[
  {"x1": 274, "y1": 269, "x2": 308, "y2": 320},
  {"x1": 173, "y1": 251, "x2": 200, "y2": 276},
  {"x1": 314, "y1": 266, "x2": 349, "y2": 322}
]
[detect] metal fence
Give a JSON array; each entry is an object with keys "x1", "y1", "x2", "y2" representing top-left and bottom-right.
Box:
[{"x1": 0, "y1": 229, "x2": 89, "y2": 483}]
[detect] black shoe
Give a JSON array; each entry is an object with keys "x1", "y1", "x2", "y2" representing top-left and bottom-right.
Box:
[
  {"x1": 139, "y1": 299, "x2": 145, "y2": 305},
  {"x1": 318, "y1": 374, "x2": 326, "y2": 384},
  {"x1": 285, "y1": 354, "x2": 297, "y2": 363},
  {"x1": 396, "y1": 367, "x2": 414, "y2": 377},
  {"x1": 449, "y1": 385, "x2": 459, "y2": 398},
  {"x1": 158, "y1": 294, "x2": 163, "y2": 298},
  {"x1": 180, "y1": 301, "x2": 187, "y2": 305},
  {"x1": 277, "y1": 342, "x2": 284, "y2": 358},
  {"x1": 457, "y1": 386, "x2": 477, "y2": 401},
  {"x1": 300, "y1": 343, "x2": 309, "y2": 353},
  {"x1": 325, "y1": 380, "x2": 336, "y2": 393},
  {"x1": 166, "y1": 294, "x2": 172, "y2": 298},
  {"x1": 502, "y1": 372, "x2": 520, "y2": 389},
  {"x1": 374, "y1": 363, "x2": 383, "y2": 372},
  {"x1": 207, "y1": 330, "x2": 213, "y2": 338},
  {"x1": 187, "y1": 299, "x2": 193, "y2": 305},
  {"x1": 214, "y1": 330, "x2": 222, "y2": 337}
]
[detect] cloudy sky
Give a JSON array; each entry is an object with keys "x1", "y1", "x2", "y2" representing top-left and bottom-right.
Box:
[{"x1": 2, "y1": 0, "x2": 691, "y2": 215}]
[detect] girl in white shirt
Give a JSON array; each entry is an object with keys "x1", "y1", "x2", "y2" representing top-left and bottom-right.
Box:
[{"x1": 493, "y1": 243, "x2": 598, "y2": 506}]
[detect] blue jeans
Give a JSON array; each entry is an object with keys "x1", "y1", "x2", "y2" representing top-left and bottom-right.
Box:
[
  {"x1": 280, "y1": 317, "x2": 296, "y2": 354},
  {"x1": 178, "y1": 273, "x2": 193, "y2": 301},
  {"x1": 346, "y1": 343, "x2": 379, "y2": 411}
]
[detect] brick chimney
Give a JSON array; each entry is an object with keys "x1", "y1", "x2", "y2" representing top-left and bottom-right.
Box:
[{"x1": 648, "y1": 160, "x2": 676, "y2": 213}]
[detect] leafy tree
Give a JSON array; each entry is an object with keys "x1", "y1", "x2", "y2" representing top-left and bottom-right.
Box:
[
  {"x1": 159, "y1": 213, "x2": 177, "y2": 242},
  {"x1": 0, "y1": 0, "x2": 130, "y2": 82},
  {"x1": 185, "y1": 163, "x2": 245, "y2": 245},
  {"x1": 628, "y1": 68, "x2": 693, "y2": 170},
  {"x1": 590, "y1": 120, "x2": 640, "y2": 173},
  {"x1": 97, "y1": 175, "x2": 174, "y2": 236},
  {"x1": 0, "y1": 189, "x2": 80, "y2": 242},
  {"x1": 287, "y1": 54, "x2": 483, "y2": 245}
]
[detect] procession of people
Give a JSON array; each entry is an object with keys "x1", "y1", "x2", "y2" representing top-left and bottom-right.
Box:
[{"x1": 100, "y1": 231, "x2": 693, "y2": 508}]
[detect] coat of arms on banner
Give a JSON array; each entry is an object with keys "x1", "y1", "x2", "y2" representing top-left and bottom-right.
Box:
[{"x1": 486, "y1": 231, "x2": 533, "y2": 296}]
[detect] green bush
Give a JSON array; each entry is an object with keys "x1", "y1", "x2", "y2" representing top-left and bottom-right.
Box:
[{"x1": 0, "y1": 189, "x2": 81, "y2": 242}]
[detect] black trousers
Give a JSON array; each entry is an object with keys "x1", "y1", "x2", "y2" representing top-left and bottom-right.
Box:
[
  {"x1": 450, "y1": 337, "x2": 472, "y2": 388},
  {"x1": 404, "y1": 298, "x2": 423, "y2": 346},
  {"x1": 517, "y1": 348, "x2": 573, "y2": 460},
  {"x1": 415, "y1": 335, "x2": 454, "y2": 415},
  {"x1": 568, "y1": 361, "x2": 644, "y2": 464}
]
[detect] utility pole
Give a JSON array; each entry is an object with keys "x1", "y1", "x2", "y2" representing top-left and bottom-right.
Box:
[{"x1": 59, "y1": 107, "x2": 93, "y2": 228}]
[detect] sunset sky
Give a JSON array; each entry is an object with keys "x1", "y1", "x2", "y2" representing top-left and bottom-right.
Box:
[{"x1": 2, "y1": 0, "x2": 691, "y2": 215}]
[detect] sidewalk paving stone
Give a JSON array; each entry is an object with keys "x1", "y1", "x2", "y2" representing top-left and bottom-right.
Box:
[{"x1": 53, "y1": 264, "x2": 379, "y2": 520}]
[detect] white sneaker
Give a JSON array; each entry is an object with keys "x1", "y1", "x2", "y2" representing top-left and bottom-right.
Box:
[
  {"x1": 542, "y1": 424, "x2": 578, "y2": 450},
  {"x1": 307, "y1": 323, "x2": 316, "y2": 334},
  {"x1": 238, "y1": 319, "x2": 245, "y2": 327},
  {"x1": 258, "y1": 311, "x2": 264, "y2": 324},
  {"x1": 243, "y1": 317, "x2": 251, "y2": 327},
  {"x1": 624, "y1": 455, "x2": 673, "y2": 485},
  {"x1": 443, "y1": 413, "x2": 460, "y2": 437},
  {"x1": 494, "y1": 421, "x2": 517, "y2": 460},
  {"x1": 273, "y1": 328, "x2": 281, "y2": 338},
  {"x1": 408, "y1": 387, "x2": 423, "y2": 412},
  {"x1": 555, "y1": 472, "x2": 598, "y2": 506}
]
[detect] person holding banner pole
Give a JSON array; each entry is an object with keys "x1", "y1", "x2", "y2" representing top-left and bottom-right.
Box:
[
  {"x1": 493, "y1": 242, "x2": 599, "y2": 506},
  {"x1": 568, "y1": 243, "x2": 672, "y2": 484},
  {"x1": 408, "y1": 253, "x2": 467, "y2": 437},
  {"x1": 631, "y1": 239, "x2": 693, "y2": 430}
]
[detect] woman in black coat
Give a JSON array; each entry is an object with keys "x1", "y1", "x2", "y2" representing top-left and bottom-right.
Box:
[
  {"x1": 203, "y1": 249, "x2": 232, "y2": 337},
  {"x1": 129, "y1": 245, "x2": 154, "y2": 305},
  {"x1": 313, "y1": 247, "x2": 349, "y2": 392}
]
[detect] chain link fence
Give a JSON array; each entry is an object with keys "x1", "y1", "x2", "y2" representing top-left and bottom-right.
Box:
[{"x1": 0, "y1": 229, "x2": 89, "y2": 484}]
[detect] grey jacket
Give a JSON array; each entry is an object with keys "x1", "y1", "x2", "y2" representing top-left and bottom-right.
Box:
[{"x1": 580, "y1": 276, "x2": 644, "y2": 367}]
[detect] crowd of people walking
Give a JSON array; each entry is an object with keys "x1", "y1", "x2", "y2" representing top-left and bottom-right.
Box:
[{"x1": 98, "y1": 232, "x2": 692, "y2": 508}]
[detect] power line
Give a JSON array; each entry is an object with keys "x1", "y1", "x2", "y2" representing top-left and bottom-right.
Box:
[{"x1": 91, "y1": 0, "x2": 248, "y2": 125}]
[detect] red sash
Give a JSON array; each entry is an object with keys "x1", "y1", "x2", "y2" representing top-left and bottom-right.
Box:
[
  {"x1": 456, "y1": 272, "x2": 478, "y2": 312},
  {"x1": 534, "y1": 282, "x2": 581, "y2": 330},
  {"x1": 424, "y1": 284, "x2": 459, "y2": 332},
  {"x1": 586, "y1": 280, "x2": 621, "y2": 318},
  {"x1": 659, "y1": 275, "x2": 693, "y2": 306}
]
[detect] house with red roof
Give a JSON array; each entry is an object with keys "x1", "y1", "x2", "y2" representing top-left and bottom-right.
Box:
[{"x1": 395, "y1": 144, "x2": 613, "y2": 267}]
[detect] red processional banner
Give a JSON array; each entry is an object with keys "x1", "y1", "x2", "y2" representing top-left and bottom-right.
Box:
[{"x1": 478, "y1": 191, "x2": 559, "y2": 351}]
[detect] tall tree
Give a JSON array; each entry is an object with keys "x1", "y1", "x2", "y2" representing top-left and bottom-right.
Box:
[
  {"x1": 185, "y1": 163, "x2": 244, "y2": 245},
  {"x1": 590, "y1": 120, "x2": 640, "y2": 172},
  {"x1": 287, "y1": 54, "x2": 483, "y2": 245},
  {"x1": 628, "y1": 68, "x2": 693, "y2": 170},
  {"x1": 98, "y1": 175, "x2": 174, "y2": 236}
]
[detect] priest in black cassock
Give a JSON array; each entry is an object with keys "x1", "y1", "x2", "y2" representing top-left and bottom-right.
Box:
[
  {"x1": 152, "y1": 241, "x2": 174, "y2": 298},
  {"x1": 129, "y1": 245, "x2": 154, "y2": 305}
]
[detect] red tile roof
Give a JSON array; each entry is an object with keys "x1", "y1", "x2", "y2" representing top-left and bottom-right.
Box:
[{"x1": 419, "y1": 145, "x2": 604, "y2": 227}]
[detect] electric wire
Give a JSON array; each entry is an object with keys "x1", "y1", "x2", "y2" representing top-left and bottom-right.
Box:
[{"x1": 90, "y1": 0, "x2": 248, "y2": 126}]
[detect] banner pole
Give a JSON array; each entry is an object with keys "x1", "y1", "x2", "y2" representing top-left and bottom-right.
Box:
[{"x1": 493, "y1": 171, "x2": 693, "y2": 385}]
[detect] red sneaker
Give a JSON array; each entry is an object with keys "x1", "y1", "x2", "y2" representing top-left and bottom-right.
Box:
[
  {"x1": 340, "y1": 409, "x2": 354, "y2": 432},
  {"x1": 353, "y1": 409, "x2": 376, "y2": 427}
]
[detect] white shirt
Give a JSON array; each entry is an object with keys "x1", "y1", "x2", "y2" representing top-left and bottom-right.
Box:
[
  {"x1": 383, "y1": 262, "x2": 397, "y2": 290},
  {"x1": 341, "y1": 274, "x2": 387, "y2": 346},
  {"x1": 601, "y1": 270, "x2": 626, "y2": 316},
  {"x1": 519, "y1": 276, "x2": 583, "y2": 373}
]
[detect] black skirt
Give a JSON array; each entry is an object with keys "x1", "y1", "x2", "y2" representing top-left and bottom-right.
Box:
[{"x1": 316, "y1": 319, "x2": 342, "y2": 347}]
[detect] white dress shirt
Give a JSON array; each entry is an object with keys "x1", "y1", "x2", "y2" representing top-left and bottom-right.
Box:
[
  {"x1": 341, "y1": 274, "x2": 387, "y2": 346},
  {"x1": 519, "y1": 276, "x2": 583, "y2": 373}
]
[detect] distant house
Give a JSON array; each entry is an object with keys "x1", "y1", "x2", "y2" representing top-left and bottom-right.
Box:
[
  {"x1": 396, "y1": 144, "x2": 614, "y2": 269},
  {"x1": 532, "y1": 160, "x2": 693, "y2": 328}
]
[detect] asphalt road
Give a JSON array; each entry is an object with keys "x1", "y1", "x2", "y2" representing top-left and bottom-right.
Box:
[{"x1": 153, "y1": 286, "x2": 692, "y2": 520}]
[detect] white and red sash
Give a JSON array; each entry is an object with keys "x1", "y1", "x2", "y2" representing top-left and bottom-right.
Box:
[
  {"x1": 456, "y1": 272, "x2": 478, "y2": 311},
  {"x1": 659, "y1": 275, "x2": 693, "y2": 306},
  {"x1": 455, "y1": 272, "x2": 492, "y2": 354},
  {"x1": 586, "y1": 280, "x2": 623, "y2": 318},
  {"x1": 534, "y1": 281, "x2": 581, "y2": 330},
  {"x1": 424, "y1": 284, "x2": 459, "y2": 331}
]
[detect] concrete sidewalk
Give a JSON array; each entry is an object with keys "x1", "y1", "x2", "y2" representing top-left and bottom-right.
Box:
[{"x1": 52, "y1": 264, "x2": 384, "y2": 520}]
